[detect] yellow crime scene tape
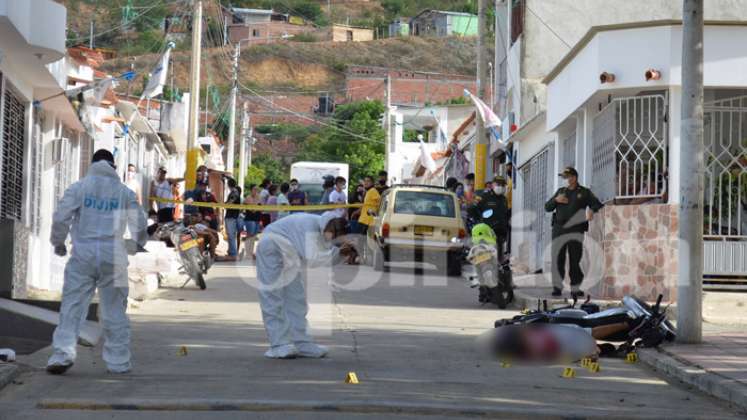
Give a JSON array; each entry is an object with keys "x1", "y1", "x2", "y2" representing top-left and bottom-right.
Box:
[{"x1": 149, "y1": 197, "x2": 363, "y2": 212}]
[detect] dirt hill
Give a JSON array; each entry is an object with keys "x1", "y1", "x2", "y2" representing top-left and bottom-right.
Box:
[{"x1": 101, "y1": 36, "x2": 483, "y2": 94}]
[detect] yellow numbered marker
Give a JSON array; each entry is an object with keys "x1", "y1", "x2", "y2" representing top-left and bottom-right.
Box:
[
  {"x1": 588, "y1": 362, "x2": 601, "y2": 373},
  {"x1": 580, "y1": 358, "x2": 591, "y2": 368},
  {"x1": 345, "y1": 372, "x2": 360, "y2": 384},
  {"x1": 500, "y1": 360, "x2": 511, "y2": 368},
  {"x1": 177, "y1": 346, "x2": 188, "y2": 356},
  {"x1": 562, "y1": 367, "x2": 576, "y2": 378},
  {"x1": 626, "y1": 352, "x2": 639, "y2": 363}
]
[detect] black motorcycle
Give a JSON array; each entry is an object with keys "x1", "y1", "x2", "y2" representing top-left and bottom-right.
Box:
[
  {"x1": 495, "y1": 294, "x2": 676, "y2": 351},
  {"x1": 154, "y1": 221, "x2": 210, "y2": 290}
]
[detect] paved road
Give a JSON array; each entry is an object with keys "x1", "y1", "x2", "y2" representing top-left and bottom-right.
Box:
[{"x1": 0, "y1": 262, "x2": 741, "y2": 419}]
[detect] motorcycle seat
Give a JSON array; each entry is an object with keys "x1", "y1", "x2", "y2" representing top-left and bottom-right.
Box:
[{"x1": 550, "y1": 311, "x2": 632, "y2": 328}]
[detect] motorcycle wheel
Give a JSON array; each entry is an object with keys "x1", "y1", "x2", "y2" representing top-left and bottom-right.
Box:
[
  {"x1": 186, "y1": 257, "x2": 207, "y2": 290},
  {"x1": 491, "y1": 285, "x2": 514, "y2": 309}
]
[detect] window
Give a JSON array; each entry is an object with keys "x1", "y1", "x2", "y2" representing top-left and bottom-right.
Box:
[
  {"x1": 394, "y1": 191, "x2": 455, "y2": 218},
  {"x1": 592, "y1": 95, "x2": 668, "y2": 203},
  {"x1": 561, "y1": 130, "x2": 576, "y2": 168},
  {"x1": 0, "y1": 73, "x2": 28, "y2": 222},
  {"x1": 252, "y1": 29, "x2": 260, "y2": 37},
  {"x1": 346, "y1": 30, "x2": 354, "y2": 41},
  {"x1": 510, "y1": 0, "x2": 524, "y2": 45},
  {"x1": 520, "y1": 144, "x2": 554, "y2": 272}
]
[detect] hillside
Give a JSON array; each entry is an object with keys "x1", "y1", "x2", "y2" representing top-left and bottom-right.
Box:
[{"x1": 101, "y1": 36, "x2": 484, "y2": 95}]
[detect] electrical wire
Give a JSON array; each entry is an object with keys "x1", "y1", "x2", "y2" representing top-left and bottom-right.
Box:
[
  {"x1": 66, "y1": 0, "x2": 177, "y2": 45},
  {"x1": 524, "y1": 4, "x2": 572, "y2": 49}
]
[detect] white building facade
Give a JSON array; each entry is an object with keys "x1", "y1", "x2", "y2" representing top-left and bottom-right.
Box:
[{"x1": 500, "y1": 0, "x2": 747, "y2": 300}]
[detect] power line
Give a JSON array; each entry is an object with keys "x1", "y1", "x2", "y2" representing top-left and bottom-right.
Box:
[
  {"x1": 66, "y1": 0, "x2": 179, "y2": 45},
  {"x1": 524, "y1": 4, "x2": 572, "y2": 49}
]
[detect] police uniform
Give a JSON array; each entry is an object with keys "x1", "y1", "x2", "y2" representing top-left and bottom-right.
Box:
[
  {"x1": 468, "y1": 177, "x2": 510, "y2": 245},
  {"x1": 544, "y1": 167, "x2": 603, "y2": 296}
]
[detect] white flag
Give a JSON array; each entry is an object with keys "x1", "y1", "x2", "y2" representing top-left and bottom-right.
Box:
[
  {"x1": 464, "y1": 89, "x2": 502, "y2": 129},
  {"x1": 419, "y1": 140, "x2": 437, "y2": 173},
  {"x1": 141, "y1": 43, "x2": 174, "y2": 99}
]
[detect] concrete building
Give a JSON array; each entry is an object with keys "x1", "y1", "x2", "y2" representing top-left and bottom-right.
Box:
[
  {"x1": 388, "y1": 18, "x2": 410, "y2": 37},
  {"x1": 386, "y1": 104, "x2": 474, "y2": 185},
  {"x1": 499, "y1": 0, "x2": 747, "y2": 299},
  {"x1": 328, "y1": 24, "x2": 374, "y2": 42},
  {"x1": 410, "y1": 10, "x2": 478, "y2": 37}
]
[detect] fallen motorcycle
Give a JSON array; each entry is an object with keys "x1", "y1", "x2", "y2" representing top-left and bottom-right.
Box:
[
  {"x1": 494, "y1": 294, "x2": 675, "y2": 351},
  {"x1": 154, "y1": 221, "x2": 210, "y2": 290},
  {"x1": 462, "y1": 210, "x2": 513, "y2": 309}
]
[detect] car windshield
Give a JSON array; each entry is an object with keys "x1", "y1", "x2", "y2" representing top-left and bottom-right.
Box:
[
  {"x1": 299, "y1": 184, "x2": 325, "y2": 204},
  {"x1": 393, "y1": 191, "x2": 455, "y2": 218}
]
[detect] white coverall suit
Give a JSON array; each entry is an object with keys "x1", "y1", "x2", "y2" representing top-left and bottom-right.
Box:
[
  {"x1": 256, "y1": 212, "x2": 342, "y2": 358},
  {"x1": 48, "y1": 161, "x2": 147, "y2": 372}
]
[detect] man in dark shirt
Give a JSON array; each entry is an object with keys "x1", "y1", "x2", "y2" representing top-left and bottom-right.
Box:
[
  {"x1": 468, "y1": 176, "x2": 510, "y2": 251},
  {"x1": 545, "y1": 167, "x2": 603, "y2": 298},
  {"x1": 287, "y1": 179, "x2": 308, "y2": 210},
  {"x1": 223, "y1": 178, "x2": 242, "y2": 261}
]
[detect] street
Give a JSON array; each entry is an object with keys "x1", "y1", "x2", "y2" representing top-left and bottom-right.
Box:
[{"x1": 0, "y1": 262, "x2": 739, "y2": 419}]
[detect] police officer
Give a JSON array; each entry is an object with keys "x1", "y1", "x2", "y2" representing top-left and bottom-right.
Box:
[
  {"x1": 468, "y1": 175, "x2": 510, "y2": 251},
  {"x1": 545, "y1": 167, "x2": 603, "y2": 298}
]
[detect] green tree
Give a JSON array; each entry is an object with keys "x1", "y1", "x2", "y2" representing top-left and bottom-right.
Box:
[
  {"x1": 250, "y1": 153, "x2": 289, "y2": 184},
  {"x1": 297, "y1": 100, "x2": 385, "y2": 186},
  {"x1": 244, "y1": 165, "x2": 266, "y2": 190}
]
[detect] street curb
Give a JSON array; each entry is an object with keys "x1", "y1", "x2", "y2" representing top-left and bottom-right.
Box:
[
  {"x1": 36, "y1": 397, "x2": 695, "y2": 419},
  {"x1": 638, "y1": 347, "x2": 747, "y2": 413},
  {"x1": 0, "y1": 364, "x2": 19, "y2": 391}
]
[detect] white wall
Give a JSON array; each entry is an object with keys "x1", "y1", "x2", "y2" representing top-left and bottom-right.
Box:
[{"x1": 547, "y1": 25, "x2": 747, "y2": 130}]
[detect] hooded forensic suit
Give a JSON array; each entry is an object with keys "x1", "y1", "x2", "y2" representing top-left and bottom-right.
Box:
[
  {"x1": 256, "y1": 212, "x2": 342, "y2": 358},
  {"x1": 48, "y1": 160, "x2": 148, "y2": 373}
]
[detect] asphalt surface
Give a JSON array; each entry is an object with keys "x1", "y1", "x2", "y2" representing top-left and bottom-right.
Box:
[{"x1": 0, "y1": 261, "x2": 741, "y2": 419}]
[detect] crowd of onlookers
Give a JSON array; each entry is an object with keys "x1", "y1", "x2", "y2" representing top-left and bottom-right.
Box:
[{"x1": 131, "y1": 163, "x2": 392, "y2": 262}]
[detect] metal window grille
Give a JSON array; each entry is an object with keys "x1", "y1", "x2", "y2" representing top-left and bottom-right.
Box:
[
  {"x1": 1, "y1": 74, "x2": 28, "y2": 221},
  {"x1": 592, "y1": 95, "x2": 668, "y2": 203},
  {"x1": 520, "y1": 144, "x2": 554, "y2": 271},
  {"x1": 53, "y1": 137, "x2": 70, "y2": 204},
  {"x1": 29, "y1": 112, "x2": 43, "y2": 234},
  {"x1": 561, "y1": 130, "x2": 576, "y2": 169},
  {"x1": 79, "y1": 133, "x2": 92, "y2": 177},
  {"x1": 703, "y1": 95, "x2": 747, "y2": 238}
]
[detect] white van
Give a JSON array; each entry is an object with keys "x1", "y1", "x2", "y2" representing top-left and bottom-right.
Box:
[{"x1": 290, "y1": 161, "x2": 350, "y2": 204}]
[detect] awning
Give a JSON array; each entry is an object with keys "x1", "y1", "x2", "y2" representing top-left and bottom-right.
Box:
[{"x1": 115, "y1": 101, "x2": 169, "y2": 156}]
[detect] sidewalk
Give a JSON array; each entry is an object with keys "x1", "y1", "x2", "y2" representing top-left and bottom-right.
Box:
[{"x1": 640, "y1": 328, "x2": 747, "y2": 413}]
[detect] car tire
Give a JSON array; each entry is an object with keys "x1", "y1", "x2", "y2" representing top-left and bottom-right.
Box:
[
  {"x1": 373, "y1": 247, "x2": 388, "y2": 272},
  {"x1": 446, "y1": 251, "x2": 462, "y2": 277}
]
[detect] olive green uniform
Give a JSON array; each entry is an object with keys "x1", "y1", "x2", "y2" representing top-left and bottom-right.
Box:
[{"x1": 544, "y1": 185, "x2": 603, "y2": 292}]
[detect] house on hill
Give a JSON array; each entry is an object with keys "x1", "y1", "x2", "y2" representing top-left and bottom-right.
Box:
[{"x1": 410, "y1": 10, "x2": 478, "y2": 37}]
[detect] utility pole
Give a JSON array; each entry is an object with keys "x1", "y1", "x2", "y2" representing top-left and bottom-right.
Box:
[
  {"x1": 384, "y1": 73, "x2": 391, "y2": 174},
  {"x1": 89, "y1": 20, "x2": 94, "y2": 49},
  {"x1": 474, "y1": 0, "x2": 489, "y2": 189},
  {"x1": 238, "y1": 102, "x2": 249, "y2": 188},
  {"x1": 226, "y1": 43, "x2": 240, "y2": 178},
  {"x1": 186, "y1": 0, "x2": 203, "y2": 189},
  {"x1": 678, "y1": 0, "x2": 704, "y2": 344}
]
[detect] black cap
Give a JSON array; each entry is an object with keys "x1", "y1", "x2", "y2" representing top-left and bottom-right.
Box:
[
  {"x1": 559, "y1": 167, "x2": 578, "y2": 178},
  {"x1": 493, "y1": 175, "x2": 507, "y2": 185}
]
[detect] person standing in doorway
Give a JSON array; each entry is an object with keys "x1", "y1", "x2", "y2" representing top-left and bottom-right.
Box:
[
  {"x1": 545, "y1": 167, "x2": 603, "y2": 298},
  {"x1": 124, "y1": 164, "x2": 142, "y2": 205}
]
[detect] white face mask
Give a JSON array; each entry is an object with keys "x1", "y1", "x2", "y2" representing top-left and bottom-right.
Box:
[
  {"x1": 493, "y1": 186, "x2": 506, "y2": 195},
  {"x1": 290, "y1": 185, "x2": 298, "y2": 191},
  {"x1": 565, "y1": 179, "x2": 574, "y2": 188}
]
